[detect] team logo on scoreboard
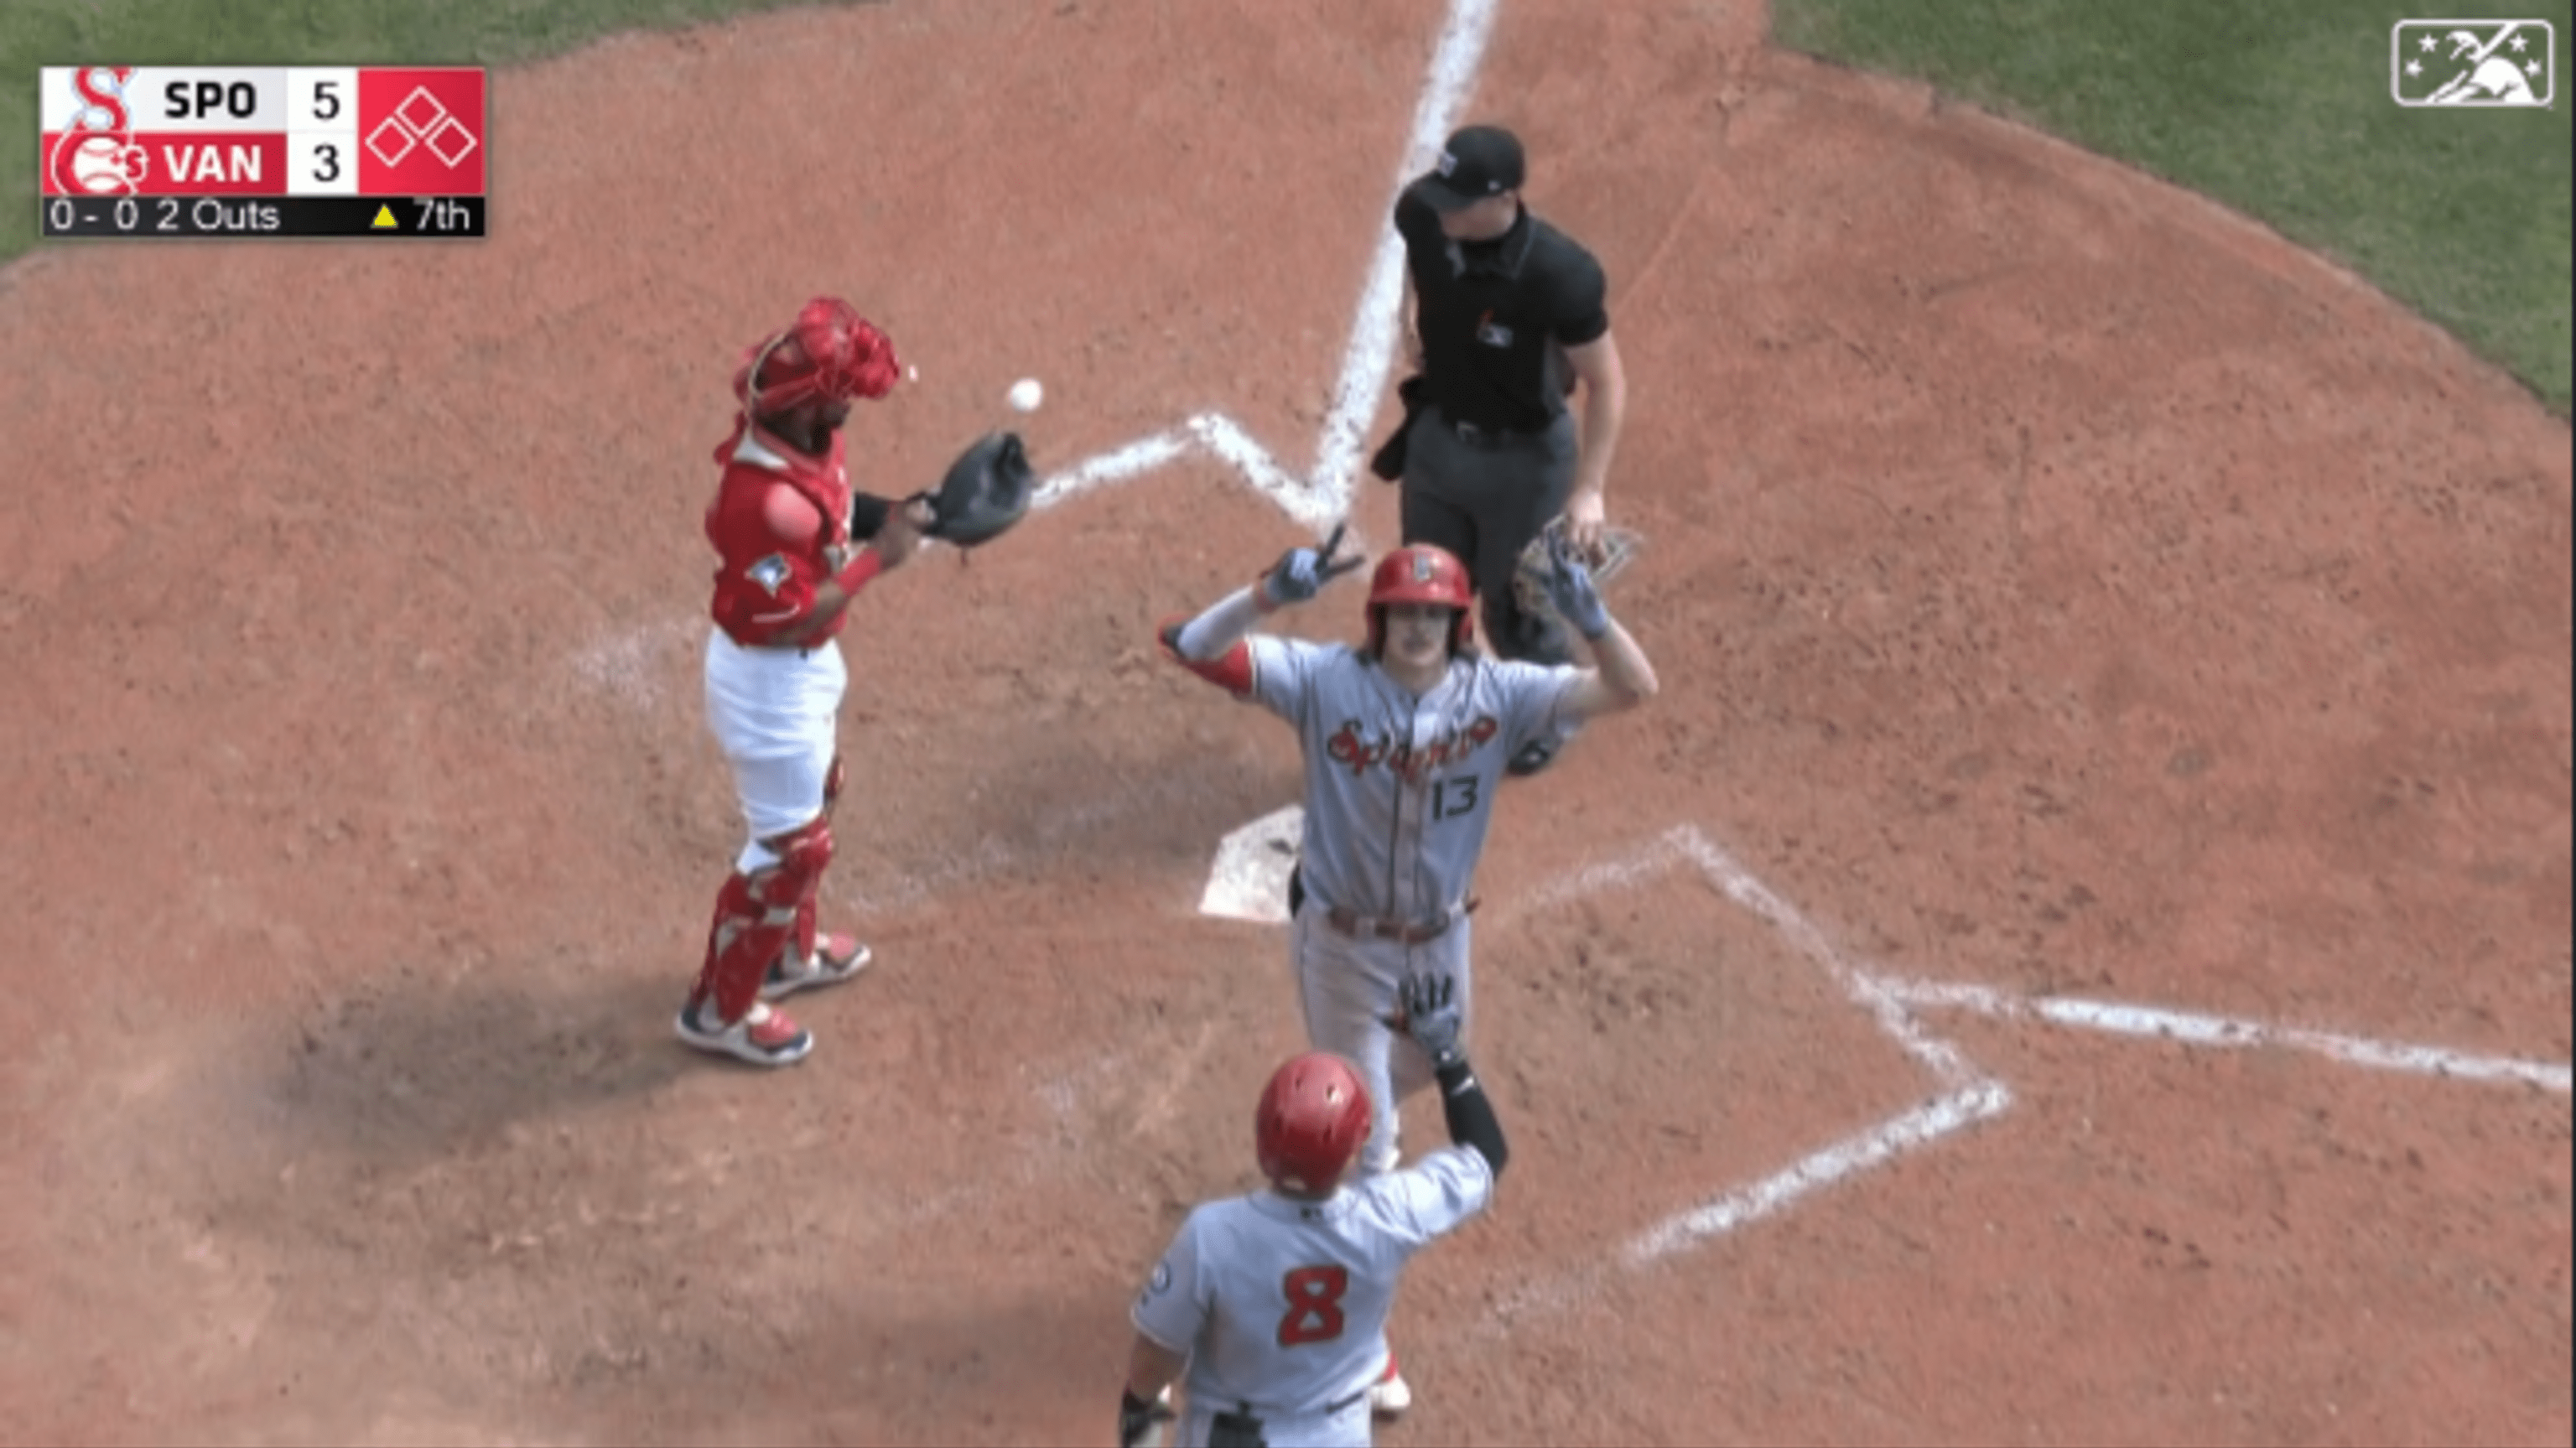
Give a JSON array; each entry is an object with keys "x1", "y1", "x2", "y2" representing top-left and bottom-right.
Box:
[
  {"x1": 358, "y1": 70, "x2": 486, "y2": 195},
  {"x1": 366, "y1": 86, "x2": 477, "y2": 169},
  {"x1": 46, "y1": 66, "x2": 149, "y2": 195},
  {"x1": 39, "y1": 65, "x2": 489, "y2": 236}
]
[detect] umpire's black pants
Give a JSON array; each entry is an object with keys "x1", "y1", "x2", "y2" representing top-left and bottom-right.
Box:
[{"x1": 1397, "y1": 404, "x2": 1580, "y2": 665}]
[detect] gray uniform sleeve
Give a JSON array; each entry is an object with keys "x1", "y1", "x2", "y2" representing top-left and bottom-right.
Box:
[
  {"x1": 1130, "y1": 1210, "x2": 1210, "y2": 1354},
  {"x1": 1248, "y1": 636, "x2": 1332, "y2": 723},
  {"x1": 1493, "y1": 659, "x2": 1586, "y2": 754},
  {"x1": 1382, "y1": 1144, "x2": 1497, "y2": 1248}
]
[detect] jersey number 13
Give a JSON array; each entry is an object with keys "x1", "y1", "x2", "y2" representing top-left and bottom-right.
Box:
[{"x1": 1431, "y1": 775, "x2": 1481, "y2": 821}]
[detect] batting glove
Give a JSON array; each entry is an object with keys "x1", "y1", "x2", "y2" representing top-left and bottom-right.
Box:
[
  {"x1": 1395, "y1": 971, "x2": 1466, "y2": 1067},
  {"x1": 1259, "y1": 522, "x2": 1365, "y2": 610},
  {"x1": 1539, "y1": 528, "x2": 1613, "y2": 641}
]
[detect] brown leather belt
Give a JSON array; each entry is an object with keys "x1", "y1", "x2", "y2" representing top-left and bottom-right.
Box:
[{"x1": 1322, "y1": 899, "x2": 1478, "y2": 946}]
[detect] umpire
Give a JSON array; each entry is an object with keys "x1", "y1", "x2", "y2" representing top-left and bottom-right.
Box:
[{"x1": 1378, "y1": 123, "x2": 1628, "y2": 777}]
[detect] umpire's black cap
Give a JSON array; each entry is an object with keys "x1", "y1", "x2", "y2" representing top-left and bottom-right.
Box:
[{"x1": 1410, "y1": 124, "x2": 1525, "y2": 210}]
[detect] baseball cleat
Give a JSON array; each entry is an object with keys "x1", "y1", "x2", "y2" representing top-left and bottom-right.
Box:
[
  {"x1": 1369, "y1": 1355, "x2": 1412, "y2": 1419},
  {"x1": 676, "y1": 997, "x2": 814, "y2": 1067},
  {"x1": 761, "y1": 933, "x2": 872, "y2": 1001}
]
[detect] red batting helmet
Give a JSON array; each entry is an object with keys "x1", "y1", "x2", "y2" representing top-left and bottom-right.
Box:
[
  {"x1": 735, "y1": 297, "x2": 901, "y2": 415},
  {"x1": 1256, "y1": 1051, "x2": 1372, "y2": 1194},
  {"x1": 1365, "y1": 543, "x2": 1475, "y2": 655}
]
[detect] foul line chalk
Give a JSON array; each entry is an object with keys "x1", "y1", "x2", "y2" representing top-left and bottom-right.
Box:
[
  {"x1": 1671, "y1": 828, "x2": 1984, "y2": 1091},
  {"x1": 1877, "y1": 977, "x2": 2575, "y2": 1094},
  {"x1": 1031, "y1": 429, "x2": 1189, "y2": 511},
  {"x1": 1028, "y1": 0, "x2": 1500, "y2": 529},
  {"x1": 1310, "y1": 0, "x2": 1499, "y2": 501},
  {"x1": 1623, "y1": 1080, "x2": 2015, "y2": 1266}
]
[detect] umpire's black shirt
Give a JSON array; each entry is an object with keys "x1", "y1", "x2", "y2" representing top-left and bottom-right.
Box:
[{"x1": 1395, "y1": 186, "x2": 1610, "y2": 436}]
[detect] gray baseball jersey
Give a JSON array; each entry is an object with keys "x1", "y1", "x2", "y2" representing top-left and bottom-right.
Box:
[
  {"x1": 1131, "y1": 1145, "x2": 1495, "y2": 1419},
  {"x1": 1246, "y1": 638, "x2": 1580, "y2": 921}
]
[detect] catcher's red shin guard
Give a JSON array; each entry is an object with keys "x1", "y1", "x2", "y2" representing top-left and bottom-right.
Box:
[
  {"x1": 796, "y1": 761, "x2": 841, "y2": 963},
  {"x1": 693, "y1": 816, "x2": 836, "y2": 1024}
]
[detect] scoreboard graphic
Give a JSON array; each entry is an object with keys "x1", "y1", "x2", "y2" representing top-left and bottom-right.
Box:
[{"x1": 39, "y1": 66, "x2": 486, "y2": 238}]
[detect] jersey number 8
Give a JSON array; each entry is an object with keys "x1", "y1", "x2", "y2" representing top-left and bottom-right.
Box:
[{"x1": 1275, "y1": 1264, "x2": 1350, "y2": 1347}]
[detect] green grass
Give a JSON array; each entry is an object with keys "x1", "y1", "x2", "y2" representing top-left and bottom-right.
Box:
[
  {"x1": 1, "y1": 0, "x2": 864, "y2": 265},
  {"x1": 1774, "y1": 0, "x2": 2573, "y2": 413},
  {"x1": 13, "y1": 3, "x2": 2568, "y2": 411}
]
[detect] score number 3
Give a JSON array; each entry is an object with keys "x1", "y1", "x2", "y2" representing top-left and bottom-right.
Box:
[
  {"x1": 314, "y1": 78, "x2": 341, "y2": 181},
  {"x1": 296, "y1": 76, "x2": 352, "y2": 190}
]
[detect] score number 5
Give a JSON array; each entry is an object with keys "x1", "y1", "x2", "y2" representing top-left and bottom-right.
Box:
[{"x1": 290, "y1": 73, "x2": 360, "y2": 194}]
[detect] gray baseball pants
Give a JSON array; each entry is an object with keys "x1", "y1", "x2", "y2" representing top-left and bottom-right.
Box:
[{"x1": 1395, "y1": 404, "x2": 1579, "y2": 666}]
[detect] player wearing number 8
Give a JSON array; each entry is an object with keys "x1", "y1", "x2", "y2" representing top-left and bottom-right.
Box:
[{"x1": 1121, "y1": 983, "x2": 1512, "y2": 1448}]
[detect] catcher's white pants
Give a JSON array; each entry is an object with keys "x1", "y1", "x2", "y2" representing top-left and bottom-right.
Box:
[
  {"x1": 1289, "y1": 899, "x2": 1474, "y2": 1176},
  {"x1": 703, "y1": 627, "x2": 844, "y2": 867}
]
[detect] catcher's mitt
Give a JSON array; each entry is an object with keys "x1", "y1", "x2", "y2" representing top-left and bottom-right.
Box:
[
  {"x1": 916, "y1": 431, "x2": 1036, "y2": 548},
  {"x1": 1512, "y1": 517, "x2": 1644, "y2": 635}
]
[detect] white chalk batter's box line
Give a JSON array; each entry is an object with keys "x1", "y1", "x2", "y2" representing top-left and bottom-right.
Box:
[
  {"x1": 559, "y1": 0, "x2": 2566, "y2": 1270},
  {"x1": 1457, "y1": 823, "x2": 2568, "y2": 1331},
  {"x1": 561, "y1": 0, "x2": 2576, "y2": 1332},
  {"x1": 854, "y1": 0, "x2": 2570, "y2": 1324}
]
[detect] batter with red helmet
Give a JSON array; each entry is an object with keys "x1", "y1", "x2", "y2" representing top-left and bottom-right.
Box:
[
  {"x1": 1118, "y1": 973, "x2": 1507, "y2": 1447},
  {"x1": 683, "y1": 297, "x2": 935, "y2": 1067},
  {"x1": 1156, "y1": 522, "x2": 1656, "y2": 1407}
]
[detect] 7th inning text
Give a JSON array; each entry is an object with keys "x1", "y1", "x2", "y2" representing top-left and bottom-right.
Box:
[{"x1": 42, "y1": 194, "x2": 485, "y2": 239}]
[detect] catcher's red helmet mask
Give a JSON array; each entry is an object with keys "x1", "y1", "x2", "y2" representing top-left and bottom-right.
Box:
[
  {"x1": 1256, "y1": 1051, "x2": 1373, "y2": 1194},
  {"x1": 735, "y1": 296, "x2": 901, "y2": 416},
  {"x1": 1365, "y1": 543, "x2": 1474, "y2": 655}
]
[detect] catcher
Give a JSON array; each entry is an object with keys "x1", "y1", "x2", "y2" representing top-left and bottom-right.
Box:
[
  {"x1": 684, "y1": 296, "x2": 1032, "y2": 1067},
  {"x1": 1119, "y1": 973, "x2": 1509, "y2": 1448}
]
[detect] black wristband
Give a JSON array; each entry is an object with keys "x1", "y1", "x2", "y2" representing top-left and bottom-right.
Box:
[
  {"x1": 1432, "y1": 1054, "x2": 1509, "y2": 1178},
  {"x1": 1118, "y1": 1389, "x2": 1156, "y2": 1447},
  {"x1": 846, "y1": 491, "x2": 892, "y2": 541}
]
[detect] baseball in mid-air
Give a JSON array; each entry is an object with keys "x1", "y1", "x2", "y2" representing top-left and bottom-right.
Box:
[{"x1": 1008, "y1": 377, "x2": 1044, "y2": 413}]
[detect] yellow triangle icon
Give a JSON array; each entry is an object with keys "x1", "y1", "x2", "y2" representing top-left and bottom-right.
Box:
[{"x1": 371, "y1": 205, "x2": 397, "y2": 230}]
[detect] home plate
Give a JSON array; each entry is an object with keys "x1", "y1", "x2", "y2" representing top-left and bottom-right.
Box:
[{"x1": 1199, "y1": 804, "x2": 1304, "y2": 923}]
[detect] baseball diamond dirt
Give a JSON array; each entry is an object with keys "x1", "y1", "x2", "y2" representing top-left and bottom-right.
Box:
[{"x1": 0, "y1": 0, "x2": 2567, "y2": 1445}]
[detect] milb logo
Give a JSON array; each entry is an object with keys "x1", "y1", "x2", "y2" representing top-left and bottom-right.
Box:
[{"x1": 2392, "y1": 19, "x2": 2555, "y2": 105}]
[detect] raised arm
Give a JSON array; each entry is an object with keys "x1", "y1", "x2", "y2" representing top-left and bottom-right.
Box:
[
  {"x1": 1560, "y1": 615, "x2": 1657, "y2": 724},
  {"x1": 1394, "y1": 971, "x2": 1509, "y2": 1179},
  {"x1": 1156, "y1": 522, "x2": 1366, "y2": 689},
  {"x1": 1530, "y1": 529, "x2": 1659, "y2": 724}
]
